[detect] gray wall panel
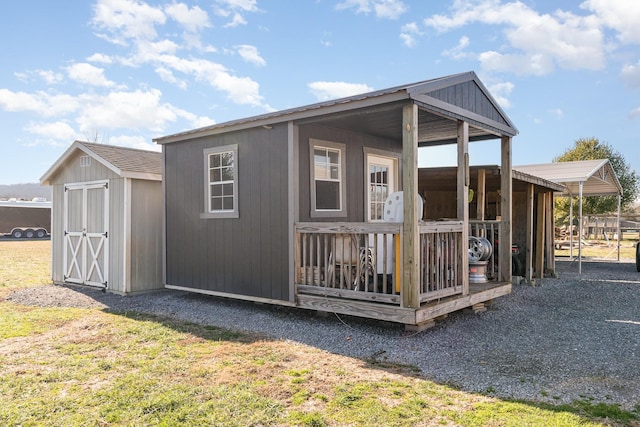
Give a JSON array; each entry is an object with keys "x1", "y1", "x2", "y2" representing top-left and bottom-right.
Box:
[
  {"x1": 165, "y1": 124, "x2": 290, "y2": 301},
  {"x1": 298, "y1": 124, "x2": 402, "y2": 222}
]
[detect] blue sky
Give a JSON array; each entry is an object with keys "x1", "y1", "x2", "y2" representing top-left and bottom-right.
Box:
[{"x1": 0, "y1": 0, "x2": 639, "y2": 186}]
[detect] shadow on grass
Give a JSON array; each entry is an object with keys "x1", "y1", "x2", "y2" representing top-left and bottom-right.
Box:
[{"x1": 7, "y1": 281, "x2": 640, "y2": 426}]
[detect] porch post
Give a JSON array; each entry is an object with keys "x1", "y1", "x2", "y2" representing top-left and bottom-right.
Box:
[
  {"x1": 525, "y1": 183, "x2": 534, "y2": 282},
  {"x1": 545, "y1": 190, "x2": 554, "y2": 276},
  {"x1": 500, "y1": 136, "x2": 512, "y2": 282},
  {"x1": 535, "y1": 193, "x2": 545, "y2": 278},
  {"x1": 457, "y1": 121, "x2": 470, "y2": 295},
  {"x1": 402, "y1": 103, "x2": 420, "y2": 309},
  {"x1": 476, "y1": 168, "x2": 486, "y2": 220}
]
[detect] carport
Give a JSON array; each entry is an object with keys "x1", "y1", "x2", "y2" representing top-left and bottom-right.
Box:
[{"x1": 515, "y1": 159, "x2": 623, "y2": 275}]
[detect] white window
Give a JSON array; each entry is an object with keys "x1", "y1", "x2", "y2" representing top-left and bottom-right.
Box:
[
  {"x1": 310, "y1": 139, "x2": 346, "y2": 217},
  {"x1": 202, "y1": 145, "x2": 238, "y2": 219}
]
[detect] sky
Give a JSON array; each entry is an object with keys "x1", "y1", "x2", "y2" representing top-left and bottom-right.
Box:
[{"x1": 0, "y1": 0, "x2": 639, "y2": 186}]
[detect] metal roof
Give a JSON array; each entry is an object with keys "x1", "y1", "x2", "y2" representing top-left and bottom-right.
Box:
[
  {"x1": 154, "y1": 71, "x2": 518, "y2": 146},
  {"x1": 41, "y1": 141, "x2": 162, "y2": 185},
  {"x1": 418, "y1": 165, "x2": 565, "y2": 193},
  {"x1": 514, "y1": 159, "x2": 622, "y2": 196}
]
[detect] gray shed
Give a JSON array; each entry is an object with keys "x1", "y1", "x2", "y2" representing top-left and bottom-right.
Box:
[
  {"x1": 154, "y1": 71, "x2": 522, "y2": 330},
  {"x1": 40, "y1": 141, "x2": 163, "y2": 294}
]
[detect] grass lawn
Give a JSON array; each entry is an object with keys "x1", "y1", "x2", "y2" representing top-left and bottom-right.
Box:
[{"x1": 1, "y1": 240, "x2": 638, "y2": 426}]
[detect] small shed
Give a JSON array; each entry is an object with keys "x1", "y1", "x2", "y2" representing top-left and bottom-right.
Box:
[{"x1": 40, "y1": 141, "x2": 163, "y2": 294}]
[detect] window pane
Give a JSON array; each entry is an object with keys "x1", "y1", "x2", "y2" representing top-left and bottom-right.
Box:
[
  {"x1": 211, "y1": 169, "x2": 221, "y2": 182},
  {"x1": 210, "y1": 197, "x2": 222, "y2": 211},
  {"x1": 222, "y1": 166, "x2": 234, "y2": 181},
  {"x1": 222, "y1": 196, "x2": 234, "y2": 210},
  {"x1": 211, "y1": 153, "x2": 221, "y2": 168},
  {"x1": 211, "y1": 184, "x2": 222, "y2": 197},
  {"x1": 221, "y1": 152, "x2": 233, "y2": 166},
  {"x1": 222, "y1": 183, "x2": 234, "y2": 196},
  {"x1": 316, "y1": 181, "x2": 340, "y2": 210},
  {"x1": 328, "y1": 149, "x2": 339, "y2": 164}
]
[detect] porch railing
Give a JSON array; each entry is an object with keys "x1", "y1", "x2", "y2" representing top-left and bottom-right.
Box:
[
  {"x1": 419, "y1": 221, "x2": 465, "y2": 302},
  {"x1": 295, "y1": 220, "x2": 466, "y2": 306},
  {"x1": 295, "y1": 222, "x2": 402, "y2": 304},
  {"x1": 469, "y1": 219, "x2": 501, "y2": 280}
]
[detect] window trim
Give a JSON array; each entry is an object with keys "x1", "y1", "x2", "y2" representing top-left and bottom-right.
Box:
[
  {"x1": 201, "y1": 144, "x2": 239, "y2": 219},
  {"x1": 309, "y1": 139, "x2": 347, "y2": 218}
]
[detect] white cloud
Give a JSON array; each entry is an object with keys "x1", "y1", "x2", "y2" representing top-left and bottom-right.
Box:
[
  {"x1": 87, "y1": 1, "x2": 268, "y2": 109},
  {"x1": 0, "y1": 89, "x2": 79, "y2": 117},
  {"x1": 424, "y1": 0, "x2": 606, "y2": 75},
  {"x1": 336, "y1": 0, "x2": 407, "y2": 19},
  {"x1": 37, "y1": 70, "x2": 64, "y2": 85},
  {"x1": 87, "y1": 53, "x2": 113, "y2": 64},
  {"x1": 91, "y1": 0, "x2": 166, "y2": 44},
  {"x1": 75, "y1": 89, "x2": 181, "y2": 133},
  {"x1": 155, "y1": 67, "x2": 187, "y2": 89},
  {"x1": 308, "y1": 81, "x2": 374, "y2": 101},
  {"x1": 630, "y1": 107, "x2": 640, "y2": 120},
  {"x1": 443, "y1": 35, "x2": 471, "y2": 60},
  {"x1": 165, "y1": 3, "x2": 210, "y2": 32},
  {"x1": 548, "y1": 108, "x2": 564, "y2": 119},
  {"x1": 66, "y1": 63, "x2": 115, "y2": 87},
  {"x1": 400, "y1": 22, "x2": 422, "y2": 47},
  {"x1": 235, "y1": 45, "x2": 266, "y2": 67},
  {"x1": 486, "y1": 80, "x2": 514, "y2": 109},
  {"x1": 110, "y1": 135, "x2": 161, "y2": 151},
  {"x1": 25, "y1": 121, "x2": 78, "y2": 141},
  {"x1": 215, "y1": 0, "x2": 259, "y2": 27},
  {"x1": 581, "y1": 0, "x2": 640, "y2": 44},
  {"x1": 621, "y1": 61, "x2": 640, "y2": 88}
]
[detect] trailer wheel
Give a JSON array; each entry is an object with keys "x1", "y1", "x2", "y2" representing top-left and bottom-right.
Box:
[
  {"x1": 636, "y1": 242, "x2": 640, "y2": 272},
  {"x1": 35, "y1": 228, "x2": 47, "y2": 238},
  {"x1": 11, "y1": 229, "x2": 23, "y2": 239},
  {"x1": 24, "y1": 229, "x2": 35, "y2": 239}
]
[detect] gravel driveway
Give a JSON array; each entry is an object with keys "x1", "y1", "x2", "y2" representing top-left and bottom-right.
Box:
[{"x1": 6, "y1": 258, "x2": 640, "y2": 410}]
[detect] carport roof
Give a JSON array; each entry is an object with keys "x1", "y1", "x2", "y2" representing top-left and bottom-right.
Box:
[{"x1": 514, "y1": 159, "x2": 622, "y2": 196}]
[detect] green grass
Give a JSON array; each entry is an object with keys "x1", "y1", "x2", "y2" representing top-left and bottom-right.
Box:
[{"x1": 1, "y1": 241, "x2": 639, "y2": 426}]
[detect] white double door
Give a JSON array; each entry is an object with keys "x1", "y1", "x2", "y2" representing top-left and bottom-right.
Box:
[{"x1": 63, "y1": 181, "x2": 109, "y2": 288}]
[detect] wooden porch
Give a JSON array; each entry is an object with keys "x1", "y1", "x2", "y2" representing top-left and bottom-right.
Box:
[{"x1": 295, "y1": 221, "x2": 511, "y2": 327}]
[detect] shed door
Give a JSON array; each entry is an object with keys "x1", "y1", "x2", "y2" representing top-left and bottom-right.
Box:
[{"x1": 63, "y1": 181, "x2": 109, "y2": 288}]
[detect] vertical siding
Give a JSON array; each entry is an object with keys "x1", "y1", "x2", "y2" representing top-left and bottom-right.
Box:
[
  {"x1": 129, "y1": 179, "x2": 163, "y2": 292},
  {"x1": 51, "y1": 184, "x2": 65, "y2": 283},
  {"x1": 298, "y1": 124, "x2": 402, "y2": 222},
  {"x1": 108, "y1": 178, "x2": 124, "y2": 293},
  {"x1": 165, "y1": 124, "x2": 289, "y2": 301},
  {"x1": 429, "y1": 81, "x2": 508, "y2": 126}
]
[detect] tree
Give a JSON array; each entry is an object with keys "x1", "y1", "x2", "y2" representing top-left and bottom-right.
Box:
[{"x1": 553, "y1": 137, "x2": 639, "y2": 225}]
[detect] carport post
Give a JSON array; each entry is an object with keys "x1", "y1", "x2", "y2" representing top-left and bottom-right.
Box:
[
  {"x1": 617, "y1": 194, "x2": 621, "y2": 262},
  {"x1": 578, "y1": 181, "x2": 583, "y2": 276}
]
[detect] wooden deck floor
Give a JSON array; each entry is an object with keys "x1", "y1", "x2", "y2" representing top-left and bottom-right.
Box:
[{"x1": 296, "y1": 280, "x2": 512, "y2": 326}]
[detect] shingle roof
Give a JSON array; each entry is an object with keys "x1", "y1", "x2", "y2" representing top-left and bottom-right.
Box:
[
  {"x1": 40, "y1": 141, "x2": 162, "y2": 185},
  {"x1": 79, "y1": 142, "x2": 162, "y2": 176}
]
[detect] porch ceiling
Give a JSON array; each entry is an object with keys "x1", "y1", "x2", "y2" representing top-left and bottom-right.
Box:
[{"x1": 297, "y1": 102, "x2": 501, "y2": 146}]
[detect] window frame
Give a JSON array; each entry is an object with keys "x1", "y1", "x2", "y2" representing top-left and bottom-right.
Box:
[
  {"x1": 201, "y1": 144, "x2": 239, "y2": 219},
  {"x1": 309, "y1": 139, "x2": 347, "y2": 218}
]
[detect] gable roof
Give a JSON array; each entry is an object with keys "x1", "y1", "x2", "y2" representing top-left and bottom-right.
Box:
[
  {"x1": 154, "y1": 71, "x2": 518, "y2": 145},
  {"x1": 514, "y1": 159, "x2": 622, "y2": 197},
  {"x1": 40, "y1": 141, "x2": 162, "y2": 185}
]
